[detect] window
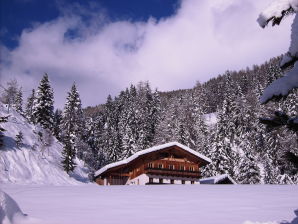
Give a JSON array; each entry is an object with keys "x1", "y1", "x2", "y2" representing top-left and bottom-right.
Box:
[
  {"x1": 189, "y1": 166, "x2": 194, "y2": 172},
  {"x1": 159, "y1": 178, "x2": 163, "y2": 184},
  {"x1": 181, "y1": 180, "x2": 185, "y2": 184},
  {"x1": 168, "y1": 164, "x2": 174, "y2": 170},
  {"x1": 149, "y1": 178, "x2": 153, "y2": 184},
  {"x1": 171, "y1": 179, "x2": 174, "y2": 184},
  {"x1": 180, "y1": 165, "x2": 185, "y2": 171},
  {"x1": 191, "y1": 181, "x2": 195, "y2": 184},
  {"x1": 148, "y1": 163, "x2": 153, "y2": 168},
  {"x1": 158, "y1": 164, "x2": 163, "y2": 169}
]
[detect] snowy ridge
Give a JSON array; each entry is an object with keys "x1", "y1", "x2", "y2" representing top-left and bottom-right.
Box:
[
  {"x1": 0, "y1": 103, "x2": 88, "y2": 185},
  {"x1": 95, "y1": 142, "x2": 212, "y2": 177}
]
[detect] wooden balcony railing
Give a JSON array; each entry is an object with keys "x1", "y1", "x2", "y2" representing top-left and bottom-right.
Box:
[{"x1": 144, "y1": 167, "x2": 200, "y2": 178}]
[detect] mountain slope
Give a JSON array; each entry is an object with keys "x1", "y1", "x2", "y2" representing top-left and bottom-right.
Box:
[{"x1": 0, "y1": 103, "x2": 88, "y2": 185}]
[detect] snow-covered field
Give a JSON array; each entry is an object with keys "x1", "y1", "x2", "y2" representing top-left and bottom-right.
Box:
[{"x1": 1, "y1": 184, "x2": 298, "y2": 224}]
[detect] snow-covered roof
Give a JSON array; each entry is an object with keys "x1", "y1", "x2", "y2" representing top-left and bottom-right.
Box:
[
  {"x1": 94, "y1": 142, "x2": 212, "y2": 177},
  {"x1": 199, "y1": 174, "x2": 237, "y2": 185}
]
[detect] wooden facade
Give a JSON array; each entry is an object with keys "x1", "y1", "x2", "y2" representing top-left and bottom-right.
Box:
[{"x1": 94, "y1": 143, "x2": 211, "y2": 185}]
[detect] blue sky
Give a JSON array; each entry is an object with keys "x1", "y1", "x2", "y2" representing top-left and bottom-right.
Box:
[
  {"x1": 1, "y1": 0, "x2": 179, "y2": 49},
  {"x1": 0, "y1": 0, "x2": 294, "y2": 108}
]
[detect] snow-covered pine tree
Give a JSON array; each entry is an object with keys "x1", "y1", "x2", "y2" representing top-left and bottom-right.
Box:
[
  {"x1": 193, "y1": 101, "x2": 210, "y2": 156},
  {"x1": 257, "y1": 1, "x2": 298, "y2": 175},
  {"x1": 53, "y1": 109, "x2": 62, "y2": 141},
  {"x1": 25, "y1": 89, "x2": 36, "y2": 123},
  {"x1": 14, "y1": 88, "x2": 23, "y2": 114},
  {"x1": 178, "y1": 93, "x2": 197, "y2": 148},
  {"x1": 263, "y1": 153, "x2": 280, "y2": 184},
  {"x1": 84, "y1": 111, "x2": 108, "y2": 170},
  {"x1": 15, "y1": 131, "x2": 23, "y2": 148},
  {"x1": 151, "y1": 89, "x2": 161, "y2": 136},
  {"x1": 60, "y1": 83, "x2": 84, "y2": 172},
  {"x1": 1, "y1": 79, "x2": 19, "y2": 112},
  {"x1": 258, "y1": 1, "x2": 298, "y2": 102},
  {"x1": 177, "y1": 123, "x2": 187, "y2": 145},
  {"x1": 0, "y1": 116, "x2": 8, "y2": 148},
  {"x1": 282, "y1": 88, "x2": 298, "y2": 116},
  {"x1": 119, "y1": 85, "x2": 140, "y2": 159},
  {"x1": 194, "y1": 82, "x2": 208, "y2": 113},
  {"x1": 61, "y1": 135, "x2": 76, "y2": 173},
  {"x1": 208, "y1": 74, "x2": 241, "y2": 178},
  {"x1": 32, "y1": 74, "x2": 54, "y2": 130},
  {"x1": 136, "y1": 82, "x2": 159, "y2": 150},
  {"x1": 153, "y1": 107, "x2": 171, "y2": 144},
  {"x1": 103, "y1": 94, "x2": 122, "y2": 162},
  {"x1": 83, "y1": 117, "x2": 100, "y2": 169},
  {"x1": 237, "y1": 152, "x2": 261, "y2": 184}
]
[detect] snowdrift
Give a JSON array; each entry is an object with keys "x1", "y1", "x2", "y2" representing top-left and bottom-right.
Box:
[
  {"x1": 0, "y1": 189, "x2": 25, "y2": 224},
  {"x1": 0, "y1": 103, "x2": 88, "y2": 185}
]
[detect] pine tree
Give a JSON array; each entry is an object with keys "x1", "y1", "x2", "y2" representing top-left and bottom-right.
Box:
[
  {"x1": 25, "y1": 89, "x2": 36, "y2": 123},
  {"x1": 53, "y1": 109, "x2": 62, "y2": 141},
  {"x1": 237, "y1": 151, "x2": 261, "y2": 184},
  {"x1": 208, "y1": 74, "x2": 241, "y2": 178},
  {"x1": 32, "y1": 74, "x2": 54, "y2": 130},
  {"x1": 1, "y1": 79, "x2": 18, "y2": 112},
  {"x1": 60, "y1": 83, "x2": 84, "y2": 172},
  {"x1": 0, "y1": 116, "x2": 8, "y2": 148},
  {"x1": 118, "y1": 89, "x2": 133, "y2": 159},
  {"x1": 87, "y1": 114, "x2": 108, "y2": 169},
  {"x1": 135, "y1": 82, "x2": 160, "y2": 150},
  {"x1": 103, "y1": 94, "x2": 122, "y2": 162},
  {"x1": 61, "y1": 135, "x2": 76, "y2": 173},
  {"x1": 178, "y1": 123, "x2": 187, "y2": 145},
  {"x1": 14, "y1": 88, "x2": 23, "y2": 114},
  {"x1": 15, "y1": 131, "x2": 23, "y2": 148},
  {"x1": 83, "y1": 117, "x2": 105, "y2": 169}
]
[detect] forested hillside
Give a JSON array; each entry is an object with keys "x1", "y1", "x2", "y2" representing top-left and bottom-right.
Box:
[
  {"x1": 82, "y1": 56, "x2": 298, "y2": 184},
  {"x1": 1, "y1": 56, "x2": 297, "y2": 184},
  {"x1": 0, "y1": 103, "x2": 88, "y2": 184}
]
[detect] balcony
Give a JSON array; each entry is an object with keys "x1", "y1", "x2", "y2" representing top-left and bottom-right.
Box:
[{"x1": 144, "y1": 167, "x2": 200, "y2": 178}]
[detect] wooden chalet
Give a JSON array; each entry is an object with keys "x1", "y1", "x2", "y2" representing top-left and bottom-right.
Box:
[{"x1": 94, "y1": 142, "x2": 211, "y2": 185}]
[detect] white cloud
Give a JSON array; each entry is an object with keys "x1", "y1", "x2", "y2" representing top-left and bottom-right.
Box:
[{"x1": 0, "y1": 0, "x2": 294, "y2": 108}]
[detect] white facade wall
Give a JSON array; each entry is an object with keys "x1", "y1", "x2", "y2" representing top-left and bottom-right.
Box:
[
  {"x1": 127, "y1": 174, "x2": 150, "y2": 185},
  {"x1": 149, "y1": 174, "x2": 199, "y2": 185},
  {"x1": 105, "y1": 174, "x2": 200, "y2": 185}
]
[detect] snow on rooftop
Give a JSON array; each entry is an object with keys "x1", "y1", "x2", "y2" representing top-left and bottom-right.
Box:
[
  {"x1": 94, "y1": 142, "x2": 212, "y2": 177},
  {"x1": 199, "y1": 174, "x2": 237, "y2": 184}
]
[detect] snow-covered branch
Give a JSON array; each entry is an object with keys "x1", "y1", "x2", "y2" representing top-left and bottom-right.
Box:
[
  {"x1": 258, "y1": 0, "x2": 298, "y2": 104},
  {"x1": 257, "y1": 0, "x2": 298, "y2": 28}
]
